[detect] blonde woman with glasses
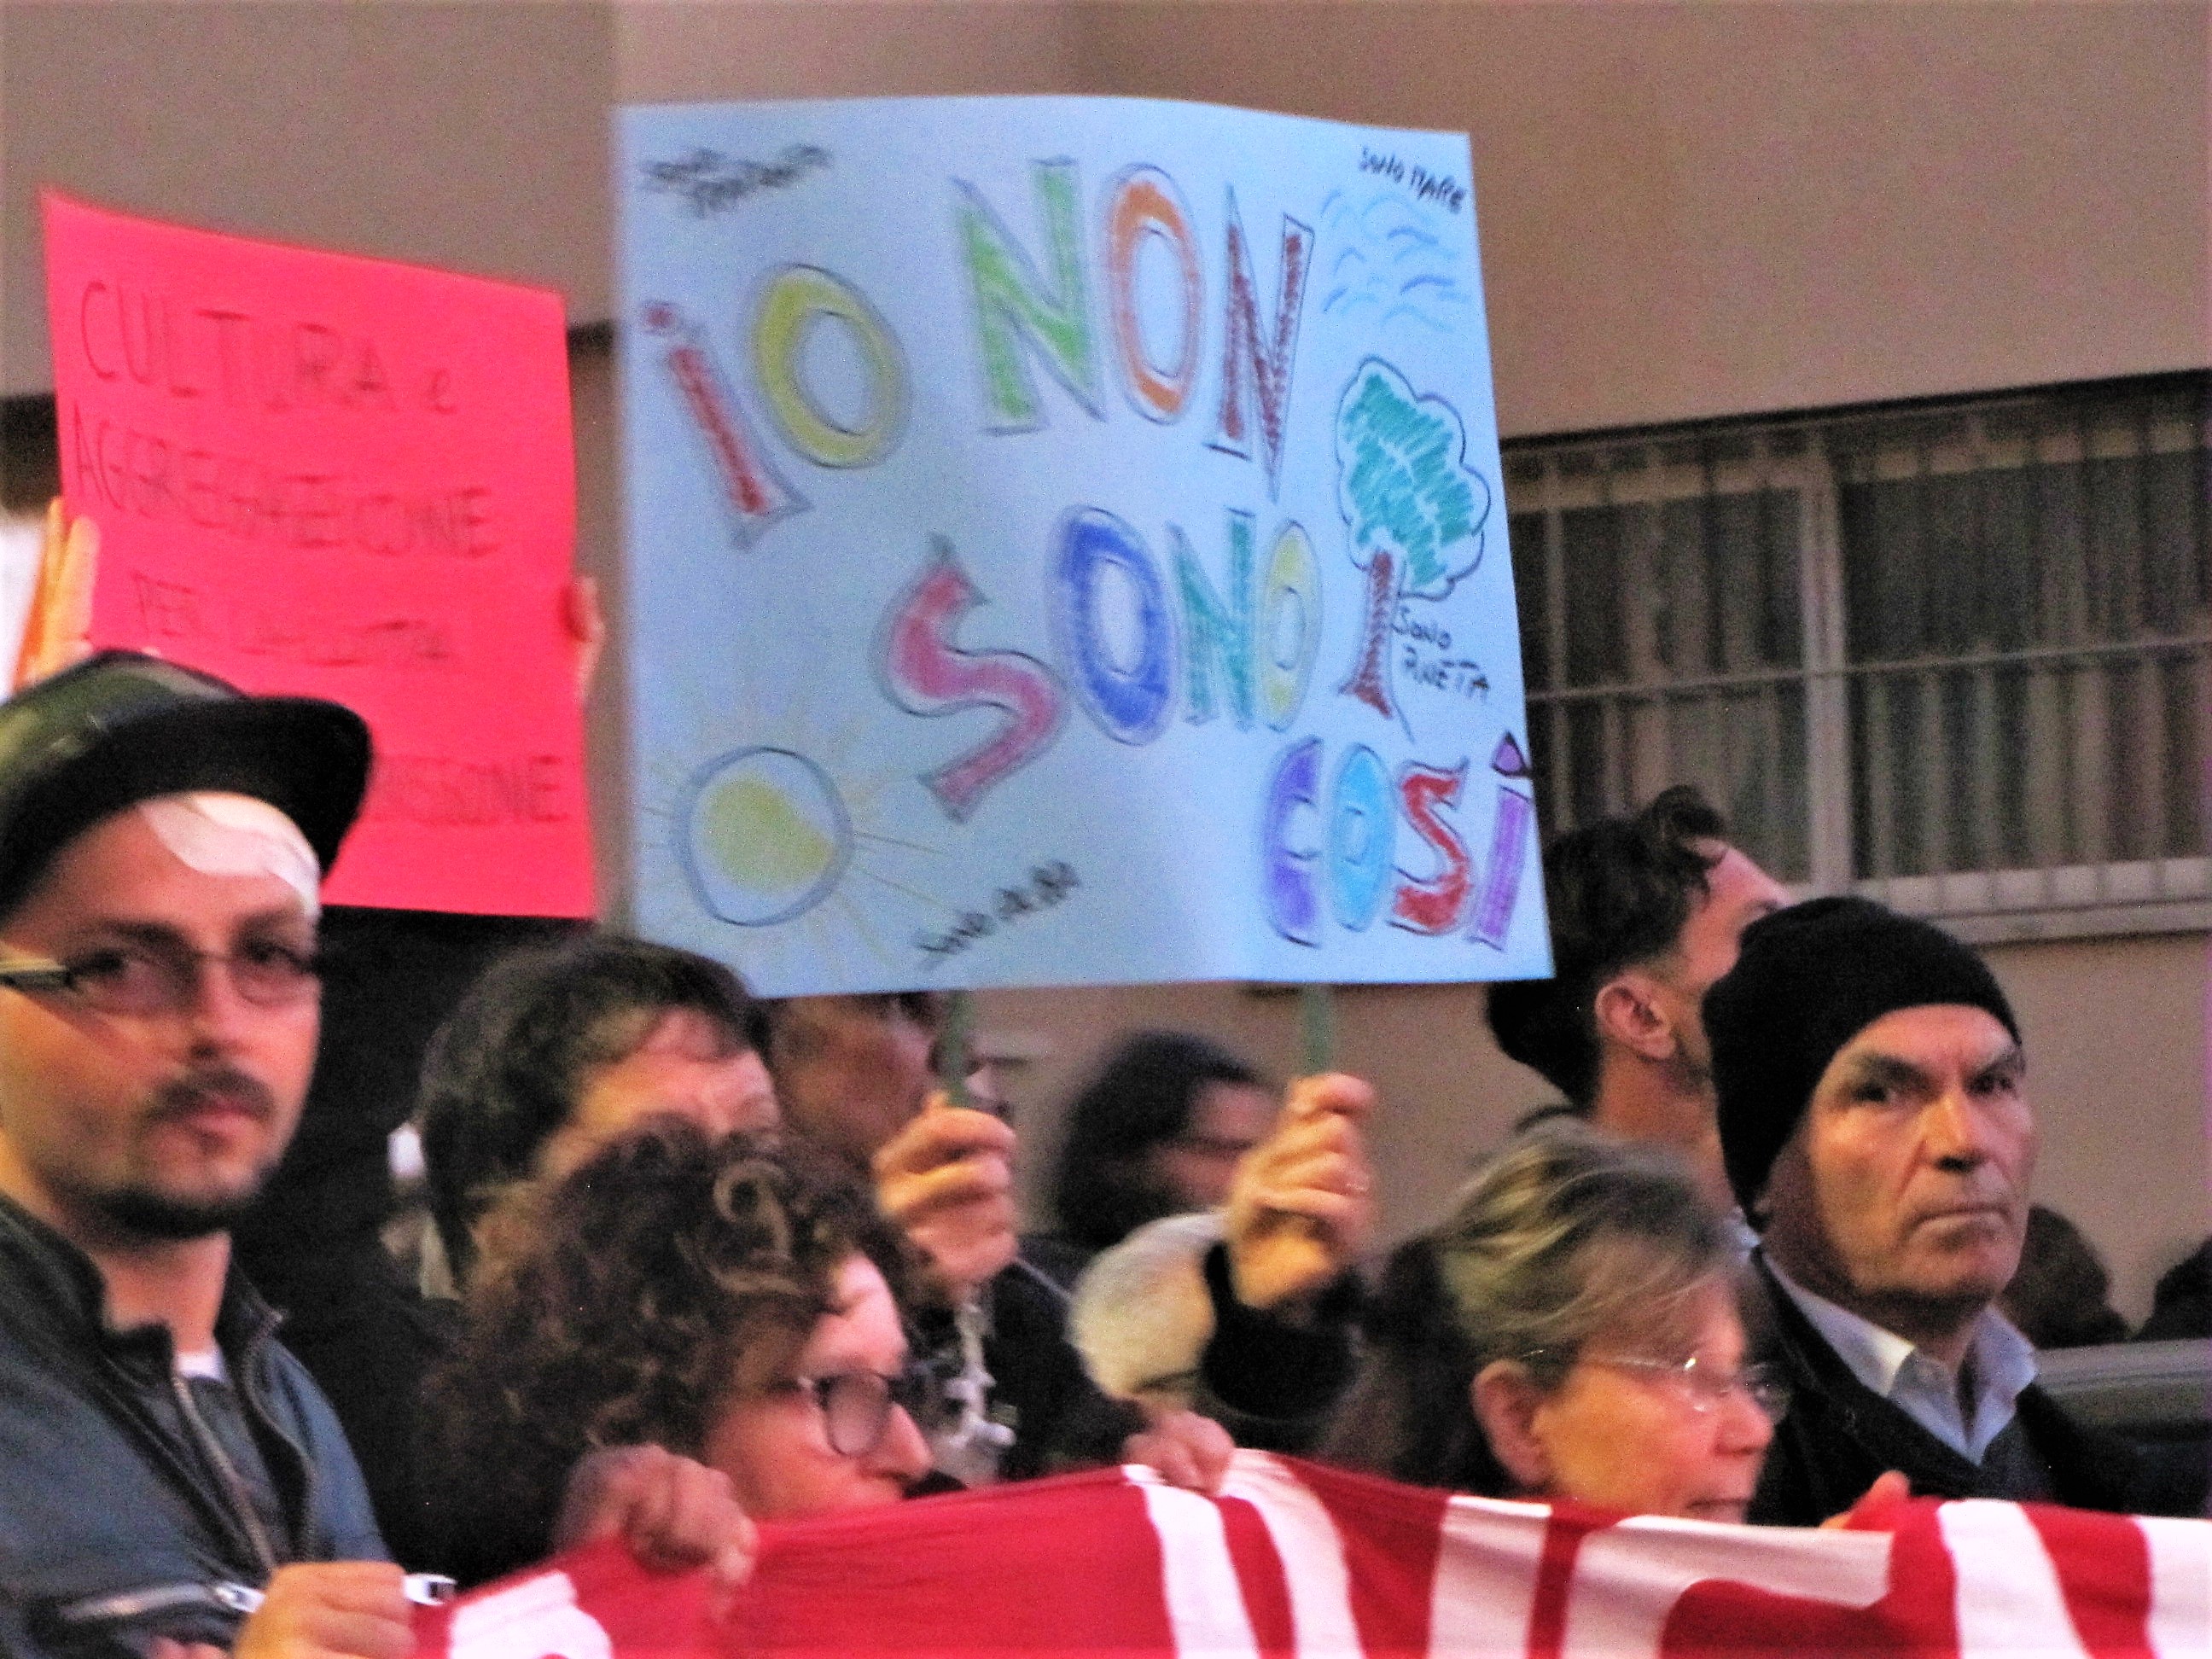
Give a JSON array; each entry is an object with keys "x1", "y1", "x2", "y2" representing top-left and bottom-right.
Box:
[{"x1": 1323, "y1": 1124, "x2": 1898, "y2": 1524}]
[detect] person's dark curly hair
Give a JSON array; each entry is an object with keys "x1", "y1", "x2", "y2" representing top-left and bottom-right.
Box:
[
  {"x1": 419, "y1": 1121, "x2": 919, "y2": 1583},
  {"x1": 1047, "y1": 1032, "x2": 1265, "y2": 1254},
  {"x1": 418, "y1": 930, "x2": 760, "y2": 1284},
  {"x1": 1485, "y1": 785, "x2": 1728, "y2": 1108}
]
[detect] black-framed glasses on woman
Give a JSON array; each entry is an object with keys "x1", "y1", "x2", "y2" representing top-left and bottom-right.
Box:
[
  {"x1": 794, "y1": 1365, "x2": 940, "y2": 1458},
  {"x1": 0, "y1": 939, "x2": 323, "y2": 1017}
]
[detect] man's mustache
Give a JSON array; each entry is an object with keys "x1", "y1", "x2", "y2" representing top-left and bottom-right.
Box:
[{"x1": 151, "y1": 1068, "x2": 278, "y2": 1122}]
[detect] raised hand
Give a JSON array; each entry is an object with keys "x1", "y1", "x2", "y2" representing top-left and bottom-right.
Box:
[
  {"x1": 1223, "y1": 1073, "x2": 1377, "y2": 1313},
  {"x1": 14, "y1": 498, "x2": 99, "y2": 690},
  {"x1": 564, "y1": 573, "x2": 605, "y2": 703},
  {"x1": 872, "y1": 1095, "x2": 1019, "y2": 1299}
]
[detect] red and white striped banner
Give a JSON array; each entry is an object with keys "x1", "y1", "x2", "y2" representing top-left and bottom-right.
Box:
[{"x1": 412, "y1": 1451, "x2": 2211, "y2": 1657}]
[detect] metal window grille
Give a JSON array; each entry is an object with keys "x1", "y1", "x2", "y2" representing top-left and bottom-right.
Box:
[{"x1": 1502, "y1": 373, "x2": 2211, "y2": 941}]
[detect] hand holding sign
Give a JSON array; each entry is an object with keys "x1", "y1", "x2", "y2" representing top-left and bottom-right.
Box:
[
  {"x1": 565, "y1": 574, "x2": 607, "y2": 703},
  {"x1": 1821, "y1": 1471, "x2": 1912, "y2": 1531},
  {"x1": 873, "y1": 1097, "x2": 1020, "y2": 1299},
  {"x1": 13, "y1": 499, "x2": 99, "y2": 690},
  {"x1": 1223, "y1": 1072, "x2": 1377, "y2": 1314}
]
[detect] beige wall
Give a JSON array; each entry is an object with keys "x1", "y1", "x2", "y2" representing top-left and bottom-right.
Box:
[
  {"x1": 1077, "y1": 0, "x2": 2212, "y2": 434},
  {"x1": 1980, "y1": 934, "x2": 2209, "y2": 1324},
  {"x1": 2, "y1": 1, "x2": 615, "y2": 396},
  {"x1": 614, "y1": 0, "x2": 1084, "y2": 102},
  {"x1": 568, "y1": 335, "x2": 628, "y2": 909},
  {"x1": 10, "y1": 1, "x2": 2206, "y2": 428}
]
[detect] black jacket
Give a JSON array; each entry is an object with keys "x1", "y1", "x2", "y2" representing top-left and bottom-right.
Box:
[
  {"x1": 0, "y1": 1196, "x2": 385, "y2": 1659},
  {"x1": 1746, "y1": 1253, "x2": 2203, "y2": 1525},
  {"x1": 1191, "y1": 1240, "x2": 1361, "y2": 1451}
]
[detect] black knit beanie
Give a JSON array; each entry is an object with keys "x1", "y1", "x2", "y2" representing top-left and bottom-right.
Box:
[{"x1": 1706, "y1": 896, "x2": 2020, "y2": 1219}]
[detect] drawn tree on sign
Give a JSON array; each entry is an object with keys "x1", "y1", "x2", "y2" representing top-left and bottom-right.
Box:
[{"x1": 1333, "y1": 359, "x2": 1491, "y2": 723}]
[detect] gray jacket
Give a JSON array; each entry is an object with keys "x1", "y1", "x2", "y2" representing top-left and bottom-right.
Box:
[{"x1": 0, "y1": 1195, "x2": 385, "y2": 1659}]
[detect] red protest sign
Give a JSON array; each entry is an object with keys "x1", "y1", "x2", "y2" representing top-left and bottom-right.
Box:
[{"x1": 42, "y1": 192, "x2": 592, "y2": 915}]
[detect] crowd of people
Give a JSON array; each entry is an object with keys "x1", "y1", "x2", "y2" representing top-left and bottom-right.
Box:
[{"x1": 0, "y1": 643, "x2": 2204, "y2": 1659}]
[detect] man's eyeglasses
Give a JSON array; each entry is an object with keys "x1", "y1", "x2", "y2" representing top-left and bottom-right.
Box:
[
  {"x1": 1577, "y1": 1352, "x2": 1792, "y2": 1423},
  {"x1": 0, "y1": 941, "x2": 323, "y2": 1017},
  {"x1": 792, "y1": 1365, "x2": 939, "y2": 1458}
]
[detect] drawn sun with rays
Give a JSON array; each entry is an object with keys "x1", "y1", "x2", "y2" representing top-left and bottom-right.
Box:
[
  {"x1": 636, "y1": 656, "x2": 961, "y2": 987},
  {"x1": 682, "y1": 747, "x2": 853, "y2": 924}
]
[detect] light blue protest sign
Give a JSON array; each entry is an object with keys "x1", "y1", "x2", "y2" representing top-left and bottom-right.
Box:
[{"x1": 619, "y1": 96, "x2": 1550, "y2": 994}]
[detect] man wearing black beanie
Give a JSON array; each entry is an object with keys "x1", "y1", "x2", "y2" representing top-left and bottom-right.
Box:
[{"x1": 1706, "y1": 896, "x2": 2202, "y2": 1524}]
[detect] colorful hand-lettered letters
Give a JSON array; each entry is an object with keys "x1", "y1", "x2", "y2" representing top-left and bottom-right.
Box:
[{"x1": 620, "y1": 97, "x2": 1549, "y2": 992}]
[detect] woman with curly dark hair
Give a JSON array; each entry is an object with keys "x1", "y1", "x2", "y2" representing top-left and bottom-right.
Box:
[{"x1": 422, "y1": 1121, "x2": 935, "y2": 1582}]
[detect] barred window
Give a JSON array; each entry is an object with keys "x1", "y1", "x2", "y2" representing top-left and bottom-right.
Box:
[{"x1": 1504, "y1": 374, "x2": 2210, "y2": 941}]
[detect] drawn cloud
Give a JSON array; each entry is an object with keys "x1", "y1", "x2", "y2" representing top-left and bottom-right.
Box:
[{"x1": 1318, "y1": 190, "x2": 1472, "y2": 335}]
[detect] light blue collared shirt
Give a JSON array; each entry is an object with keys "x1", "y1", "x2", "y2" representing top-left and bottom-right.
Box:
[{"x1": 1765, "y1": 1255, "x2": 2039, "y2": 1463}]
